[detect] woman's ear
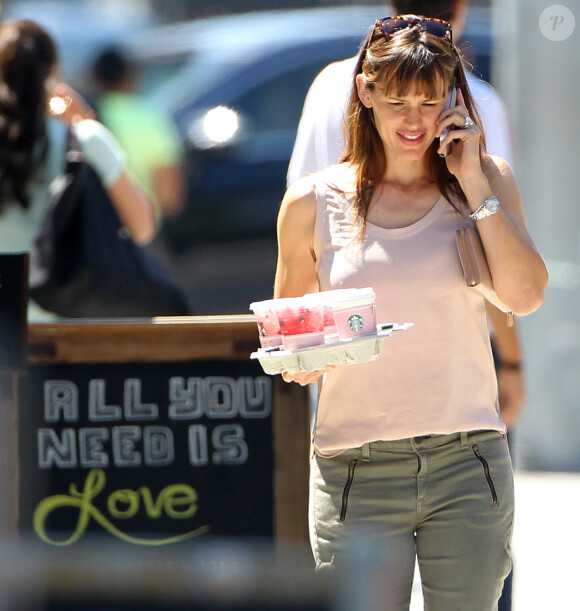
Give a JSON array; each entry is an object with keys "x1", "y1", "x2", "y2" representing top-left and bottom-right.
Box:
[{"x1": 356, "y1": 74, "x2": 372, "y2": 108}]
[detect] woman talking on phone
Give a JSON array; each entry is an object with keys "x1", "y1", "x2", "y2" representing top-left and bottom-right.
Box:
[{"x1": 274, "y1": 15, "x2": 547, "y2": 610}]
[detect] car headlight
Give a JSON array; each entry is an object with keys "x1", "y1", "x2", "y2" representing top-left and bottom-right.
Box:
[{"x1": 188, "y1": 106, "x2": 240, "y2": 149}]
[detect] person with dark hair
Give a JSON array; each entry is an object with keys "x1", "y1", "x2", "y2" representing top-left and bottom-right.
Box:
[
  {"x1": 92, "y1": 46, "x2": 185, "y2": 221},
  {"x1": 93, "y1": 47, "x2": 129, "y2": 89},
  {"x1": 0, "y1": 19, "x2": 58, "y2": 212},
  {"x1": 275, "y1": 15, "x2": 547, "y2": 609},
  {"x1": 0, "y1": 19, "x2": 157, "y2": 317}
]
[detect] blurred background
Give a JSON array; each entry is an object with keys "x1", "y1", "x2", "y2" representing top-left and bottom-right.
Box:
[
  {"x1": 2, "y1": 0, "x2": 578, "y2": 472},
  {"x1": 0, "y1": 0, "x2": 496, "y2": 310}
]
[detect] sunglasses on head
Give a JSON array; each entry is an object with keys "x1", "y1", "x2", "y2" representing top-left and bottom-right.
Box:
[{"x1": 370, "y1": 15, "x2": 453, "y2": 44}]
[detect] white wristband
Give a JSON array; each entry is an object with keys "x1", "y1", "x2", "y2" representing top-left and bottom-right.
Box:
[{"x1": 71, "y1": 119, "x2": 126, "y2": 187}]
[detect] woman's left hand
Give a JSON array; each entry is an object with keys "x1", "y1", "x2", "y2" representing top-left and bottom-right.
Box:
[
  {"x1": 281, "y1": 366, "x2": 334, "y2": 386},
  {"x1": 436, "y1": 88, "x2": 482, "y2": 179}
]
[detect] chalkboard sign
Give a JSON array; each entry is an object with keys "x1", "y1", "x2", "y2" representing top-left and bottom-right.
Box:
[{"x1": 18, "y1": 359, "x2": 274, "y2": 547}]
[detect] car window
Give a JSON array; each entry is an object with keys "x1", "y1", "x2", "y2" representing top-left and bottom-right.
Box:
[{"x1": 231, "y1": 63, "x2": 322, "y2": 133}]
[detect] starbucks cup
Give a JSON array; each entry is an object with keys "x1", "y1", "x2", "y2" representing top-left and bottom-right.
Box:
[{"x1": 331, "y1": 288, "x2": 376, "y2": 340}]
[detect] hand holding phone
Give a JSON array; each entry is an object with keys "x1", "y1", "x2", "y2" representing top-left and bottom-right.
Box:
[{"x1": 439, "y1": 87, "x2": 457, "y2": 158}]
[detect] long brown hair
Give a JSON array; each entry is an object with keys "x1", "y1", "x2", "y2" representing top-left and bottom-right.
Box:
[
  {"x1": 342, "y1": 20, "x2": 485, "y2": 230},
  {"x1": 0, "y1": 19, "x2": 58, "y2": 210}
]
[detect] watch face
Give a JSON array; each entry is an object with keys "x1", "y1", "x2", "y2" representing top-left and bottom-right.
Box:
[{"x1": 470, "y1": 197, "x2": 500, "y2": 221}]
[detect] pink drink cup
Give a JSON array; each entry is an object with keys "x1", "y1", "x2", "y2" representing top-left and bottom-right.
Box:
[
  {"x1": 276, "y1": 297, "x2": 325, "y2": 350},
  {"x1": 250, "y1": 300, "x2": 282, "y2": 349}
]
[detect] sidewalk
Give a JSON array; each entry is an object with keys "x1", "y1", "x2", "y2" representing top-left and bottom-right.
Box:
[
  {"x1": 510, "y1": 471, "x2": 580, "y2": 610},
  {"x1": 411, "y1": 470, "x2": 580, "y2": 610}
]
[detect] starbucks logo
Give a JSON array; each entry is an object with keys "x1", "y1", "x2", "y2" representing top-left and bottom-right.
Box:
[{"x1": 347, "y1": 314, "x2": 365, "y2": 332}]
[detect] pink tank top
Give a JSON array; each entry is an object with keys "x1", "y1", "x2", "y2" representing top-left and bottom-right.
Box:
[{"x1": 313, "y1": 168, "x2": 505, "y2": 457}]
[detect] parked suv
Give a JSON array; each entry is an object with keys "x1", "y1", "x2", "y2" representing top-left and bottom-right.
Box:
[{"x1": 133, "y1": 7, "x2": 493, "y2": 314}]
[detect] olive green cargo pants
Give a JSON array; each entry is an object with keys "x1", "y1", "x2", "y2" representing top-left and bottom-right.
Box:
[{"x1": 309, "y1": 430, "x2": 514, "y2": 610}]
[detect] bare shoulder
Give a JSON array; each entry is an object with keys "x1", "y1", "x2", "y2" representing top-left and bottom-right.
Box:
[
  {"x1": 281, "y1": 164, "x2": 354, "y2": 217},
  {"x1": 280, "y1": 175, "x2": 318, "y2": 219},
  {"x1": 278, "y1": 174, "x2": 322, "y2": 244},
  {"x1": 285, "y1": 174, "x2": 318, "y2": 200}
]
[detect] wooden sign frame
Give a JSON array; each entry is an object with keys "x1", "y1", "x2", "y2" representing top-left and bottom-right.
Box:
[{"x1": 1, "y1": 316, "x2": 310, "y2": 548}]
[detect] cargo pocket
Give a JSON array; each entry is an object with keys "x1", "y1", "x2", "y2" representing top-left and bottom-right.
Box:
[
  {"x1": 339, "y1": 458, "x2": 358, "y2": 522},
  {"x1": 472, "y1": 444, "x2": 498, "y2": 504}
]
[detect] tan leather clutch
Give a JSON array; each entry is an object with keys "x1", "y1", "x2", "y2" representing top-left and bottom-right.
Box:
[{"x1": 456, "y1": 227, "x2": 513, "y2": 324}]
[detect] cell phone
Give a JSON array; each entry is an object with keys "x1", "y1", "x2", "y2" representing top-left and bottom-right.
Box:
[{"x1": 439, "y1": 87, "x2": 457, "y2": 158}]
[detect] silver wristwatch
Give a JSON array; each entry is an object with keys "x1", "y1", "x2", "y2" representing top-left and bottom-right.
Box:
[{"x1": 469, "y1": 196, "x2": 500, "y2": 221}]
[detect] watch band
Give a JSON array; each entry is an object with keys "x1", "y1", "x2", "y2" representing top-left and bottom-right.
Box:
[{"x1": 469, "y1": 196, "x2": 500, "y2": 222}]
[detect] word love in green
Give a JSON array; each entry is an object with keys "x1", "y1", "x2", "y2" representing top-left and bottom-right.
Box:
[{"x1": 33, "y1": 469, "x2": 209, "y2": 546}]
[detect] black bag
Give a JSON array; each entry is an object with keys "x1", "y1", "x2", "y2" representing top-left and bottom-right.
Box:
[{"x1": 29, "y1": 148, "x2": 191, "y2": 318}]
